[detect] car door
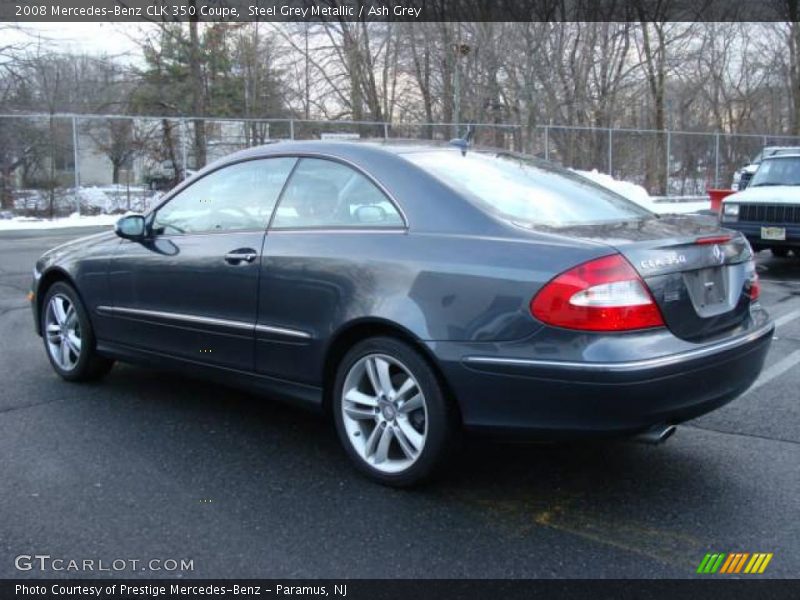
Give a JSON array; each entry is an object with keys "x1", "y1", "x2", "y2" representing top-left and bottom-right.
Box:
[
  {"x1": 105, "y1": 157, "x2": 296, "y2": 371},
  {"x1": 254, "y1": 157, "x2": 406, "y2": 383}
]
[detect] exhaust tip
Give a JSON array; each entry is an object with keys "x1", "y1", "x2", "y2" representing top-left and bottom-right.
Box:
[{"x1": 634, "y1": 424, "x2": 677, "y2": 445}]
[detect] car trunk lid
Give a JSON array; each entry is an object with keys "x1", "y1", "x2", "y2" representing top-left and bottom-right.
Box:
[{"x1": 546, "y1": 215, "x2": 757, "y2": 342}]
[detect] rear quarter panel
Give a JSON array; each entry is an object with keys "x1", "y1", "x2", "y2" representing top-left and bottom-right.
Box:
[{"x1": 254, "y1": 229, "x2": 606, "y2": 385}]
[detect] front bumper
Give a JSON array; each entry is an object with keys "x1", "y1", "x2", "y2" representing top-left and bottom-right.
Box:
[
  {"x1": 429, "y1": 321, "x2": 774, "y2": 438},
  {"x1": 723, "y1": 221, "x2": 800, "y2": 248}
]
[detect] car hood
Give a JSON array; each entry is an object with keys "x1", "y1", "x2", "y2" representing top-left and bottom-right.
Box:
[
  {"x1": 726, "y1": 185, "x2": 800, "y2": 205},
  {"x1": 36, "y1": 229, "x2": 117, "y2": 269}
]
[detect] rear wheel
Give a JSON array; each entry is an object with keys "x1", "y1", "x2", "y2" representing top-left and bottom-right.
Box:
[
  {"x1": 771, "y1": 247, "x2": 790, "y2": 258},
  {"x1": 41, "y1": 282, "x2": 114, "y2": 381},
  {"x1": 332, "y1": 336, "x2": 457, "y2": 487}
]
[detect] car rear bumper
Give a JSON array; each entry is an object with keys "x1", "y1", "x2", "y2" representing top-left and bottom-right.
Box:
[
  {"x1": 430, "y1": 321, "x2": 774, "y2": 438},
  {"x1": 724, "y1": 221, "x2": 800, "y2": 247}
]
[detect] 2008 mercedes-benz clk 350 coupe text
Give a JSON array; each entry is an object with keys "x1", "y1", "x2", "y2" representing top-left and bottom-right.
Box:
[{"x1": 31, "y1": 142, "x2": 773, "y2": 485}]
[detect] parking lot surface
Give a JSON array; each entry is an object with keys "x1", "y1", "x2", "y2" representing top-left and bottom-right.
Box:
[{"x1": 1, "y1": 227, "x2": 798, "y2": 578}]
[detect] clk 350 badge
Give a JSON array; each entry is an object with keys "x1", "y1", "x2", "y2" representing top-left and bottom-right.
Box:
[{"x1": 640, "y1": 254, "x2": 687, "y2": 269}]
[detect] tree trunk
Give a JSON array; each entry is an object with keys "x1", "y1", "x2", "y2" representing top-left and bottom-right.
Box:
[
  {"x1": 188, "y1": 13, "x2": 206, "y2": 170},
  {"x1": 161, "y1": 119, "x2": 180, "y2": 188},
  {"x1": 1, "y1": 166, "x2": 14, "y2": 210},
  {"x1": 789, "y1": 16, "x2": 800, "y2": 135},
  {"x1": 639, "y1": 20, "x2": 669, "y2": 195}
]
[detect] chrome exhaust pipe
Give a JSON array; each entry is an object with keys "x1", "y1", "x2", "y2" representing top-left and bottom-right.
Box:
[{"x1": 634, "y1": 424, "x2": 677, "y2": 445}]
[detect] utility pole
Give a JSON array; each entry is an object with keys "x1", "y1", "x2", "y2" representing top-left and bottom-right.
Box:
[{"x1": 71, "y1": 116, "x2": 80, "y2": 216}]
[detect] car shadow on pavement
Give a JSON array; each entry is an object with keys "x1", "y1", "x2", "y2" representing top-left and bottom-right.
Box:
[
  {"x1": 97, "y1": 361, "x2": 724, "y2": 506},
  {"x1": 40, "y1": 360, "x2": 790, "y2": 576}
]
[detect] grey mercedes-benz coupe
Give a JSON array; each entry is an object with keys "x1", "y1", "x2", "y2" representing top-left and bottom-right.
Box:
[{"x1": 31, "y1": 141, "x2": 773, "y2": 485}]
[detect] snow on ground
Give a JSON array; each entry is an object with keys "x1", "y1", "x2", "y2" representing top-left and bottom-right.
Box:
[
  {"x1": 0, "y1": 213, "x2": 120, "y2": 231},
  {"x1": 575, "y1": 169, "x2": 711, "y2": 215}
]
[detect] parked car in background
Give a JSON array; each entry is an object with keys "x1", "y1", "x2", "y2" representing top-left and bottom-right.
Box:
[
  {"x1": 722, "y1": 153, "x2": 800, "y2": 257},
  {"x1": 30, "y1": 142, "x2": 773, "y2": 486},
  {"x1": 732, "y1": 146, "x2": 800, "y2": 191}
]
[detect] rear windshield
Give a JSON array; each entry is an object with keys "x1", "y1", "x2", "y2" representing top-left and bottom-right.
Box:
[{"x1": 402, "y1": 150, "x2": 652, "y2": 227}]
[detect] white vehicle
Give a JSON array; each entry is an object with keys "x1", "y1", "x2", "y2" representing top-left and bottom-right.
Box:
[{"x1": 722, "y1": 154, "x2": 800, "y2": 257}]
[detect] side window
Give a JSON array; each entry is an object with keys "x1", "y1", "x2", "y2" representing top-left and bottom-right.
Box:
[
  {"x1": 152, "y1": 158, "x2": 296, "y2": 234},
  {"x1": 271, "y1": 158, "x2": 404, "y2": 229}
]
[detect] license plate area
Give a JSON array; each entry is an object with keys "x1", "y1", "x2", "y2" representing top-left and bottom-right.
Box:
[
  {"x1": 761, "y1": 226, "x2": 786, "y2": 241},
  {"x1": 683, "y1": 266, "x2": 730, "y2": 316}
]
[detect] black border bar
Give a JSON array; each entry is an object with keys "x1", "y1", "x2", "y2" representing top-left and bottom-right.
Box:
[
  {"x1": 3, "y1": 579, "x2": 800, "y2": 600},
  {"x1": 2, "y1": 0, "x2": 797, "y2": 22}
]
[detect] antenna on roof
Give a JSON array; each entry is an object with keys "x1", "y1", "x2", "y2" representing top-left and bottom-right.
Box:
[{"x1": 449, "y1": 123, "x2": 474, "y2": 156}]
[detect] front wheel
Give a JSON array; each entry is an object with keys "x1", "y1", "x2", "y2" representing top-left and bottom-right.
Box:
[
  {"x1": 41, "y1": 282, "x2": 114, "y2": 382},
  {"x1": 332, "y1": 337, "x2": 458, "y2": 487}
]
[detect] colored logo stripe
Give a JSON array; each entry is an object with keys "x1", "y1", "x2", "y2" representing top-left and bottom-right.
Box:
[
  {"x1": 719, "y1": 554, "x2": 737, "y2": 573},
  {"x1": 699, "y1": 552, "x2": 773, "y2": 574},
  {"x1": 745, "y1": 553, "x2": 774, "y2": 574},
  {"x1": 697, "y1": 553, "x2": 726, "y2": 573},
  {"x1": 726, "y1": 553, "x2": 748, "y2": 573}
]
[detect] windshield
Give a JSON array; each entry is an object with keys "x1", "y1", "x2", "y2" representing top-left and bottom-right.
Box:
[
  {"x1": 402, "y1": 150, "x2": 652, "y2": 227},
  {"x1": 749, "y1": 156, "x2": 800, "y2": 187}
]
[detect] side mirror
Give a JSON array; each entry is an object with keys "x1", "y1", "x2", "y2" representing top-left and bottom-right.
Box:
[
  {"x1": 354, "y1": 204, "x2": 387, "y2": 224},
  {"x1": 115, "y1": 215, "x2": 146, "y2": 240}
]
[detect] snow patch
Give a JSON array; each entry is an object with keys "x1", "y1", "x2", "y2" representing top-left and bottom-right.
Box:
[
  {"x1": 0, "y1": 213, "x2": 121, "y2": 231},
  {"x1": 574, "y1": 169, "x2": 710, "y2": 215}
]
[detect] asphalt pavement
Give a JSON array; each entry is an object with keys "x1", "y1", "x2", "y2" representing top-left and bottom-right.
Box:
[{"x1": 0, "y1": 227, "x2": 798, "y2": 579}]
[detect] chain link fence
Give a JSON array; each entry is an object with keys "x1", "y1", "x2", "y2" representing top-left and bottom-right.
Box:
[{"x1": 2, "y1": 112, "x2": 799, "y2": 218}]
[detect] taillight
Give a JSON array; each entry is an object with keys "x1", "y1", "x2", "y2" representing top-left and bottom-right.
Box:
[
  {"x1": 530, "y1": 254, "x2": 665, "y2": 332},
  {"x1": 749, "y1": 271, "x2": 761, "y2": 301},
  {"x1": 695, "y1": 235, "x2": 733, "y2": 245}
]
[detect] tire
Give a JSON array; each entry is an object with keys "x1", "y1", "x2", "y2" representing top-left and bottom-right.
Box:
[
  {"x1": 40, "y1": 281, "x2": 114, "y2": 382},
  {"x1": 771, "y1": 247, "x2": 790, "y2": 258},
  {"x1": 332, "y1": 336, "x2": 458, "y2": 487}
]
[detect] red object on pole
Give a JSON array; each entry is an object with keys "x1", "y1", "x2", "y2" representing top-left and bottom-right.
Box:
[{"x1": 707, "y1": 189, "x2": 735, "y2": 213}]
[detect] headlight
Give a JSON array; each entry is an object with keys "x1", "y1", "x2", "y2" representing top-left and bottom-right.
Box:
[{"x1": 722, "y1": 204, "x2": 739, "y2": 221}]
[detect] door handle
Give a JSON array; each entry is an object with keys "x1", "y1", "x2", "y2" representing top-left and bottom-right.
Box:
[{"x1": 224, "y1": 249, "x2": 258, "y2": 264}]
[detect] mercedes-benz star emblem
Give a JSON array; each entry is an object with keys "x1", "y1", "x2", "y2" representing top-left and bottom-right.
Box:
[{"x1": 712, "y1": 244, "x2": 725, "y2": 264}]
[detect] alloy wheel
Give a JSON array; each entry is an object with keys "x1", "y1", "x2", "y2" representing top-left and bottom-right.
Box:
[
  {"x1": 45, "y1": 293, "x2": 82, "y2": 371},
  {"x1": 340, "y1": 353, "x2": 428, "y2": 474}
]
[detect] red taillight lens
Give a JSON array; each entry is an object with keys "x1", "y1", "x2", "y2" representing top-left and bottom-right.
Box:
[
  {"x1": 695, "y1": 235, "x2": 733, "y2": 245},
  {"x1": 749, "y1": 272, "x2": 761, "y2": 301},
  {"x1": 530, "y1": 254, "x2": 665, "y2": 332}
]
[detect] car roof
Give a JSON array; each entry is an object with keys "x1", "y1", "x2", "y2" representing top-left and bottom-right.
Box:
[
  {"x1": 762, "y1": 153, "x2": 800, "y2": 160},
  {"x1": 180, "y1": 140, "x2": 510, "y2": 236},
  {"x1": 221, "y1": 139, "x2": 472, "y2": 162}
]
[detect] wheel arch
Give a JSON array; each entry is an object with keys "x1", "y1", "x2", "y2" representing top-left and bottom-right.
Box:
[
  {"x1": 35, "y1": 268, "x2": 80, "y2": 336},
  {"x1": 321, "y1": 318, "x2": 462, "y2": 424}
]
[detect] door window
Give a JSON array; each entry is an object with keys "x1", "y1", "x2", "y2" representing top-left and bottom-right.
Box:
[
  {"x1": 270, "y1": 158, "x2": 404, "y2": 229},
  {"x1": 153, "y1": 158, "x2": 296, "y2": 234}
]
